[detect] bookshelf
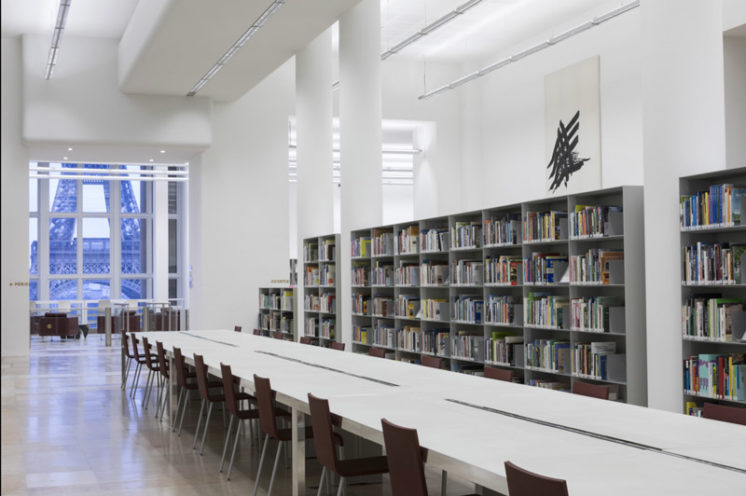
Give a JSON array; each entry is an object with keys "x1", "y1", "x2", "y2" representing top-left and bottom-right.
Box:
[
  {"x1": 349, "y1": 186, "x2": 647, "y2": 405},
  {"x1": 303, "y1": 234, "x2": 341, "y2": 346},
  {"x1": 257, "y1": 286, "x2": 296, "y2": 339},
  {"x1": 679, "y1": 167, "x2": 746, "y2": 416}
]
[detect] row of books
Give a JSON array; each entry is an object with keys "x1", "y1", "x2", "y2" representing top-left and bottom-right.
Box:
[
  {"x1": 452, "y1": 259, "x2": 484, "y2": 285},
  {"x1": 524, "y1": 293, "x2": 569, "y2": 329},
  {"x1": 485, "y1": 332, "x2": 524, "y2": 366},
  {"x1": 525, "y1": 338, "x2": 571, "y2": 373},
  {"x1": 352, "y1": 236, "x2": 371, "y2": 258},
  {"x1": 372, "y1": 297, "x2": 395, "y2": 317},
  {"x1": 395, "y1": 263, "x2": 419, "y2": 286},
  {"x1": 259, "y1": 293, "x2": 279, "y2": 310},
  {"x1": 682, "y1": 296, "x2": 745, "y2": 342},
  {"x1": 351, "y1": 294, "x2": 369, "y2": 315},
  {"x1": 353, "y1": 325, "x2": 370, "y2": 343},
  {"x1": 680, "y1": 183, "x2": 746, "y2": 228},
  {"x1": 422, "y1": 298, "x2": 449, "y2": 320},
  {"x1": 452, "y1": 296, "x2": 484, "y2": 324},
  {"x1": 303, "y1": 242, "x2": 317, "y2": 262},
  {"x1": 451, "y1": 332, "x2": 485, "y2": 361},
  {"x1": 373, "y1": 231, "x2": 394, "y2": 256},
  {"x1": 570, "y1": 205, "x2": 623, "y2": 238},
  {"x1": 524, "y1": 211, "x2": 568, "y2": 242},
  {"x1": 421, "y1": 229, "x2": 449, "y2": 252},
  {"x1": 572, "y1": 342, "x2": 622, "y2": 381},
  {"x1": 485, "y1": 296, "x2": 523, "y2": 325},
  {"x1": 319, "y1": 293, "x2": 336, "y2": 314},
  {"x1": 304, "y1": 293, "x2": 320, "y2": 311},
  {"x1": 319, "y1": 319, "x2": 335, "y2": 339},
  {"x1": 423, "y1": 330, "x2": 450, "y2": 356},
  {"x1": 420, "y1": 261, "x2": 449, "y2": 286},
  {"x1": 570, "y1": 249, "x2": 624, "y2": 285},
  {"x1": 523, "y1": 252, "x2": 567, "y2": 284},
  {"x1": 351, "y1": 263, "x2": 369, "y2": 286},
  {"x1": 683, "y1": 242, "x2": 746, "y2": 284},
  {"x1": 373, "y1": 323, "x2": 397, "y2": 348},
  {"x1": 398, "y1": 326, "x2": 421, "y2": 352},
  {"x1": 451, "y1": 221, "x2": 481, "y2": 249},
  {"x1": 396, "y1": 226, "x2": 419, "y2": 255},
  {"x1": 304, "y1": 267, "x2": 319, "y2": 286},
  {"x1": 320, "y1": 264, "x2": 336, "y2": 286},
  {"x1": 570, "y1": 297, "x2": 625, "y2": 333},
  {"x1": 397, "y1": 294, "x2": 420, "y2": 319},
  {"x1": 683, "y1": 353, "x2": 745, "y2": 401},
  {"x1": 319, "y1": 239, "x2": 336, "y2": 261},
  {"x1": 484, "y1": 214, "x2": 521, "y2": 246},
  {"x1": 371, "y1": 261, "x2": 393, "y2": 286},
  {"x1": 485, "y1": 256, "x2": 521, "y2": 285}
]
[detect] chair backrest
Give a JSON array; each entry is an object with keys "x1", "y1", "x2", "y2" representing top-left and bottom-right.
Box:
[
  {"x1": 273, "y1": 331, "x2": 284, "y2": 340},
  {"x1": 130, "y1": 333, "x2": 141, "y2": 360},
  {"x1": 308, "y1": 394, "x2": 340, "y2": 472},
  {"x1": 381, "y1": 418, "x2": 427, "y2": 496},
  {"x1": 300, "y1": 336, "x2": 313, "y2": 345},
  {"x1": 330, "y1": 341, "x2": 345, "y2": 351},
  {"x1": 173, "y1": 346, "x2": 188, "y2": 387},
  {"x1": 156, "y1": 341, "x2": 169, "y2": 378},
  {"x1": 571, "y1": 381, "x2": 609, "y2": 400},
  {"x1": 221, "y1": 363, "x2": 240, "y2": 417},
  {"x1": 193, "y1": 354, "x2": 211, "y2": 400},
  {"x1": 253, "y1": 375, "x2": 281, "y2": 438},
  {"x1": 702, "y1": 402, "x2": 746, "y2": 425},
  {"x1": 420, "y1": 355, "x2": 442, "y2": 369},
  {"x1": 484, "y1": 366, "x2": 513, "y2": 382},
  {"x1": 368, "y1": 347, "x2": 386, "y2": 358},
  {"x1": 253, "y1": 329, "x2": 262, "y2": 336},
  {"x1": 142, "y1": 337, "x2": 156, "y2": 369},
  {"x1": 234, "y1": 325, "x2": 242, "y2": 333},
  {"x1": 121, "y1": 331, "x2": 131, "y2": 358},
  {"x1": 504, "y1": 461, "x2": 569, "y2": 496}
]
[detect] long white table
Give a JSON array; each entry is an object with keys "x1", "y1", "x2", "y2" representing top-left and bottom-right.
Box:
[{"x1": 136, "y1": 330, "x2": 746, "y2": 496}]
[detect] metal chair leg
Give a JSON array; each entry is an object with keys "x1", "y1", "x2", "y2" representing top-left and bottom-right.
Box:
[
  {"x1": 159, "y1": 379, "x2": 169, "y2": 421},
  {"x1": 172, "y1": 387, "x2": 184, "y2": 431},
  {"x1": 220, "y1": 416, "x2": 235, "y2": 472},
  {"x1": 192, "y1": 398, "x2": 206, "y2": 449},
  {"x1": 441, "y1": 470, "x2": 448, "y2": 495},
  {"x1": 143, "y1": 369, "x2": 154, "y2": 408},
  {"x1": 178, "y1": 390, "x2": 189, "y2": 437},
  {"x1": 253, "y1": 434, "x2": 270, "y2": 496},
  {"x1": 199, "y1": 402, "x2": 214, "y2": 455},
  {"x1": 336, "y1": 476, "x2": 345, "y2": 496},
  {"x1": 130, "y1": 363, "x2": 142, "y2": 398},
  {"x1": 317, "y1": 466, "x2": 327, "y2": 496},
  {"x1": 121, "y1": 358, "x2": 132, "y2": 390},
  {"x1": 226, "y1": 420, "x2": 243, "y2": 480},
  {"x1": 267, "y1": 441, "x2": 283, "y2": 496}
]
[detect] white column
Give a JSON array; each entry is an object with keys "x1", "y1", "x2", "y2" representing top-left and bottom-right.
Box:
[
  {"x1": 339, "y1": 0, "x2": 383, "y2": 346},
  {"x1": 153, "y1": 169, "x2": 169, "y2": 300},
  {"x1": 296, "y1": 28, "x2": 335, "y2": 339},
  {"x1": 641, "y1": 0, "x2": 726, "y2": 411}
]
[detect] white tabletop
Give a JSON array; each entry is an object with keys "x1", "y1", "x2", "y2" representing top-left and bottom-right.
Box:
[{"x1": 138, "y1": 330, "x2": 746, "y2": 495}]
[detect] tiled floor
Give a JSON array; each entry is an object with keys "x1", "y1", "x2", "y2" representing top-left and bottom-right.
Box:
[{"x1": 1, "y1": 335, "x2": 475, "y2": 495}]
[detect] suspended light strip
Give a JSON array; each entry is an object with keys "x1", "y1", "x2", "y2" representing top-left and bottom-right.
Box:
[
  {"x1": 418, "y1": 0, "x2": 639, "y2": 100},
  {"x1": 44, "y1": 0, "x2": 72, "y2": 79},
  {"x1": 288, "y1": 144, "x2": 421, "y2": 155},
  {"x1": 186, "y1": 0, "x2": 286, "y2": 96},
  {"x1": 29, "y1": 174, "x2": 188, "y2": 182},
  {"x1": 29, "y1": 166, "x2": 188, "y2": 176},
  {"x1": 381, "y1": 0, "x2": 482, "y2": 60},
  {"x1": 30, "y1": 163, "x2": 189, "y2": 182}
]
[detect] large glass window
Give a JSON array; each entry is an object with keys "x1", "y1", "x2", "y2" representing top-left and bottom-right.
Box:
[
  {"x1": 49, "y1": 218, "x2": 77, "y2": 275},
  {"x1": 82, "y1": 218, "x2": 110, "y2": 274}
]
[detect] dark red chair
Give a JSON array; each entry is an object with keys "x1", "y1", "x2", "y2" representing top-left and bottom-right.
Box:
[
  {"x1": 368, "y1": 347, "x2": 387, "y2": 358},
  {"x1": 141, "y1": 337, "x2": 162, "y2": 410},
  {"x1": 571, "y1": 381, "x2": 610, "y2": 400},
  {"x1": 381, "y1": 418, "x2": 479, "y2": 496},
  {"x1": 252, "y1": 375, "x2": 316, "y2": 496},
  {"x1": 193, "y1": 353, "x2": 227, "y2": 454},
  {"x1": 155, "y1": 341, "x2": 171, "y2": 421},
  {"x1": 253, "y1": 329, "x2": 263, "y2": 336},
  {"x1": 220, "y1": 363, "x2": 259, "y2": 479},
  {"x1": 484, "y1": 366, "x2": 514, "y2": 382},
  {"x1": 234, "y1": 325, "x2": 242, "y2": 333},
  {"x1": 273, "y1": 331, "x2": 284, "y2": 340},
  {"x1": 128, "y1": 333, "x2": 155, "y2": 398},
  {"x1": 421, "y1": 355, "x2": 442, "y2": 369},
  {"x1": 330, "y1": 341, "x2": 345, "y2": 351},
  {"x1": 308, "y1": 393, "x2": 387, "y2": 495},
  {"x1": 300, "y1": 336, "x2": 314, "y2": 345},
  {"x1": 504, "y1": 461, "x2": 569, "y2": 496},
  {"x1": 702, "y1": 402, "x2": 746, "y2": 425},
  {"x1": 121, "y1": 331, "x2": 133, "y2": 390}
]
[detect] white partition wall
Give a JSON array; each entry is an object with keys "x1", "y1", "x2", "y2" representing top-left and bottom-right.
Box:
[
  {"x1": 296, "y1": 28, "x2": 335, "y2": 340},
  {"x1": 641, "y1": 0, "x2": 727, "y2": 411},
  {"x1": 339, "y1": 0, "x2": 383, "y2": 346}
]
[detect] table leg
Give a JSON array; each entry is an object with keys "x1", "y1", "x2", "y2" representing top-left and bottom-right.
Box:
[{"x1": 291, "y1": 406, "x2": 306, "y2": 496}]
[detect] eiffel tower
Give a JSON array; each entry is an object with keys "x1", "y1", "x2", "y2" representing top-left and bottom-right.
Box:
[{"x1": 33, "y1": 163, "x2": 145, "y2": 300}]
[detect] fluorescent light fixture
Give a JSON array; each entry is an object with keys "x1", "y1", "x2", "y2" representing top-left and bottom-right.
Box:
[
  {"x1": 67, "y1": 147, "x2": 73, "y2": 151},
  {"x1": 44, "y1": 0, "x2": 72, "y2": 80},
  {"x1": 419, "y1": 0, "x2": 639, "y2": 100},
  {"x1": 30, "y1": 163, "x2": 189, "y2": 182},
  {"x1": 380, "y1": 0, "x2": 483, "y2": 60},
  {"x1": 160, "y1": 150, "x2": 166, "y2": 154},
  {"x1": 187, "y1": 0, "x2": 286, "y2": 96}
]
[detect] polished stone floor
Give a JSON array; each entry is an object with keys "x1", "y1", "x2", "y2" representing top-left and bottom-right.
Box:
[{"x1": 1, "y1": 335, "x2": 474, "y2": 495}]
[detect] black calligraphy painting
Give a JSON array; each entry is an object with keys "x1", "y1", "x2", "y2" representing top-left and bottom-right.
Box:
[{"x1": 547, "y1": 110, "x2": 589, "y2": 192}]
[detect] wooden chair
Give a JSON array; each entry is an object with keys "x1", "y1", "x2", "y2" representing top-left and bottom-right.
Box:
[
  {"x1": 219, "y1": 363, "x2": 259, "y2": 479},
  {"x1": 421, "y1": 355, "x2": 442, "y2": 369},
  {"x1": 571, "y1": 381, "x2": 609, "y2": 400},
  {"x1": 309, "y1": 393, "x2": 388, "y2": 495},
  {"x1": 171, "y1": 347, "x2": 221, "y2": 436},
  {"x1": 155, "y1": 341, "x2": 171, "y2": 420},
  {"x1": 192, "y1": 353, "x2": 227, "y2": 454},
  {"x1": 504, "y1": 461, "x2": 569, "y2": 496},
  {"x1": 368, "y1": 347, "x2": 387, "y2": 358},
  {"x1": 484, "y1": 366, "x2": 514, "y2": 382},
  {"x1": 330, "y1": 341, "x2": 345, "y2": 351},
  {"x1": 381, "y1": 418, "x2": 479, "y2": 496},
  {"x1": 234, "y1": 325, "x2": 242, "y2": 333},
  {"x1": 128, "y1": 333, "x2": 155, "y2": 398},
  {"x1": 141, "y1": 337, "x2": 162, "y2": 410},
  {"x1": 253, "y1": 329, "x2": 262, "y2": 336},
  {"x1": 702, "y1": 402, "x2": 746, "y2": 425},
  {"x1": 120, "y1": 331, "x2": 133, "y2": 390},
  {"x1": 300, "y1": 336, "x2": 314, "y2": 345},
  {"x1": 273, "y1": 331, "x2": 284, "y2": 340}
]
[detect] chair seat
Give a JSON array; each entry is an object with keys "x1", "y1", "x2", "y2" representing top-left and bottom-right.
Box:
[
  {"x1": 236, "y1": 408, "x2": 260, "y2": 420},
  {"x1": 336, "y1": 455, "x2": 389, "y2": 477}
]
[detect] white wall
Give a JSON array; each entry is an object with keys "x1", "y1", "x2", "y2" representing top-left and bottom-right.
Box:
[
  {"x1": 193, "y1": 60, "x2": 293, "y2": 331},
  {"x1": 724, "y1": 34, "x2": 746, "y2": 168},
  {"x1": 22, "y1": 34, "x2": 212, "y2": 149},
  {"x1": 477, "y1": 8, "x2": 643, "y2": 206},
  {"x1": 382, "y1": 184, "x2": 414, "y2": 224},
  {"x1": 1, "y1": 37, "x2": 30, "y2": 357}
]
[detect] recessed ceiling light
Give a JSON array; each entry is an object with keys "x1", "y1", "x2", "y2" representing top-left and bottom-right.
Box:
[
  {"x1": 159, "y1": 150, "x2": 166, "y2": 154},
  {"x1": 67, "y1": 147, "x2": 73, "y2": 151},
  {"x1": 149, "y1": 158, "x2": 154, "y2": 162},
  {"x1": 63, "y1": 156, "x2": 68, "y2": 160}
]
